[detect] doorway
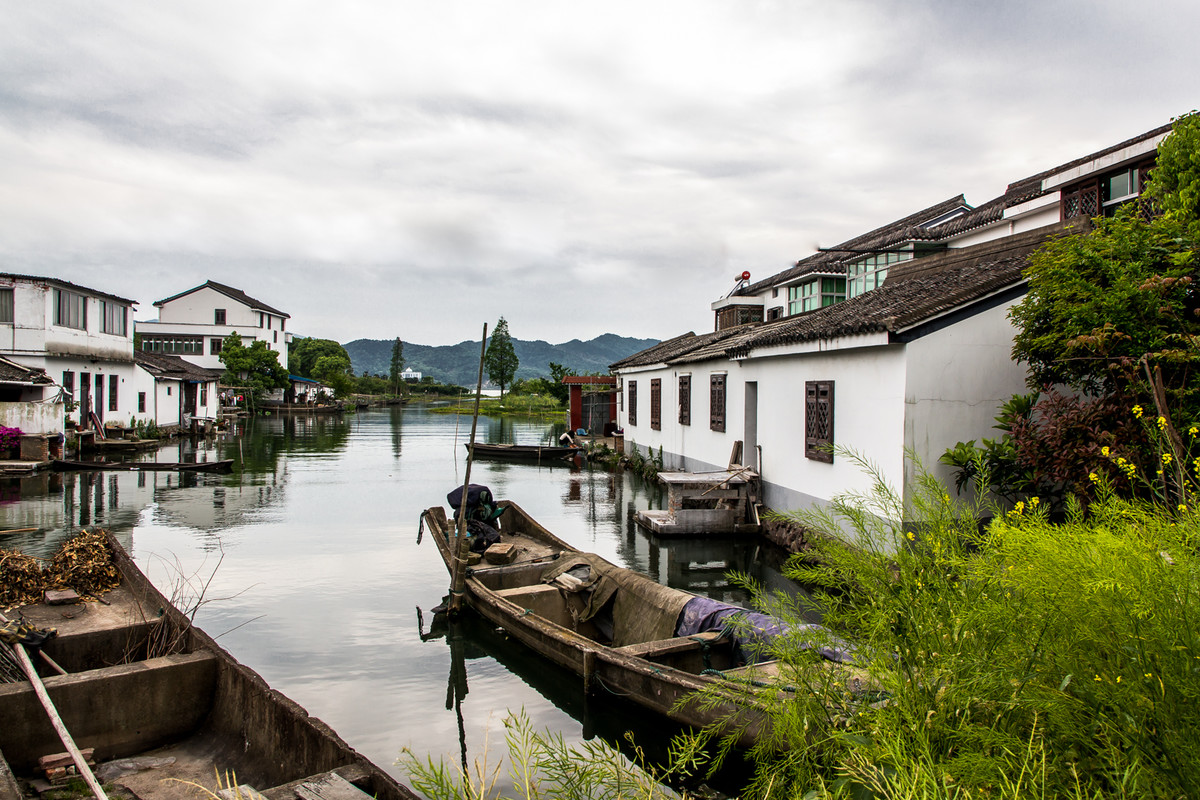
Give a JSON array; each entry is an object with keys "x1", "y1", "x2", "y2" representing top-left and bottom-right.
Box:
[{"x1": 744, "y1": 381, "x2": 758, "y2": 471}]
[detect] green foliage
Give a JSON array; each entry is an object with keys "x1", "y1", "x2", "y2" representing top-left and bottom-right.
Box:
[
  {"x1": 681, "y1": 451, "x2": 1200, "y2": 798},
  {"x1": 1144, "y1": 110, "x2": 1200, "y2": 229},
  {"x1": 399, "y1": 710, "x2": 681, "y2": 800},
  {"x1": 625, "y1": 445, "x2": 663, "y2": 481},
  {"x1": 389, "y1": 337, "x2": 405, "y2": 394},
  {"x1": 218, "y1": 332, "x2": 289, "y2": 406},
  {"x1": 485, "y1": 318, "x2": 519, "y2": 399},
  {"x1": 546, "y1": 362, "x2": 574, "y2": 405}
]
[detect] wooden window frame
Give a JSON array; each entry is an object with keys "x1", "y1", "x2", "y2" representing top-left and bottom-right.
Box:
[
  {"x1": 628, "y1": 380, "x2": 637, "y2": 426},
  {"x1": 650, "y1": 379, "x2": 661, "y2": 430},
  {"x1": 108, "y1": 375, "x2": 119, "y2": 412},
  {"x1": 678, "y1": 375, "x2": 691, "y2": 426},
  {"x1": 805, "y1": 380, "x2": 834, "y2": 462},
  {"x1": 710, "y1": 374, "x2": 726, "y2": 433}
]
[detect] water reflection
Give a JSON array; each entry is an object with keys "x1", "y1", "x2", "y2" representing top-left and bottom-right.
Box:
[{"x1": 1, "y1": 405, "x2": 805, "y2": 789}]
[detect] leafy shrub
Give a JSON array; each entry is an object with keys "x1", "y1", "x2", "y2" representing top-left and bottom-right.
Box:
[{"x1": 0, "y1": 425, "x2": 22, "y2": 452}]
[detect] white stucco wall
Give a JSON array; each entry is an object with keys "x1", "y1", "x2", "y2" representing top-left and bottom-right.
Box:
[
  {"x1": 902, "y1": 299, "x2": 1031, "y2": 498},
  {"x1": 0, "y1": 279, "x2": 134, "y2": 366},
  {"x1": 618, "y1": 337, "x2": 910, "y2": 517},
  {"x1": 0, "y1": 401, "x2": 65, "y2": 435}
]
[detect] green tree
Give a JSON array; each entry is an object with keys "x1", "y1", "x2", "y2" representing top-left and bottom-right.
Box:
[
  {"x1": 218, "y1": 332, "x2": 289, "y2": 406},
  {"x1": 948, "y1": 112, "x2": 1200, "y2": 508},
  {"x1": 289, "y1": 337, "x2": 353, "y2": 379},
  {"x1": 546, "y1": 362, "x2": 574, "y2": 405},
  {"x1": 484, "y1": 317, "x2": 519, "y2": 399},
  {"x1": 389, "y1": 337, "x2": 405, "y2": 395}
]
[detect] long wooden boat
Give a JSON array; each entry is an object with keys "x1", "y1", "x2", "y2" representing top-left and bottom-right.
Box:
[
  {"x1": 0, "y1": 532, "x2": 418, "y2": 800},
  {"x1": 464, "y1": 443, "x2": 581, "y2": 461},
  {"x1": 420, "y1": 499, "x2": 867, "y2": 748},
  {"x1": 52, "y1": 458, "x2": 235, "y2": 473}
]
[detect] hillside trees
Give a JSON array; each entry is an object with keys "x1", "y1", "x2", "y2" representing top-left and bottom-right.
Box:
[
  {"x1": 484, "y1": 317, "x2": 519, "y2": 399},
  {"x1": 218, "y1": 332, "x2": 289, "y2": 405}
]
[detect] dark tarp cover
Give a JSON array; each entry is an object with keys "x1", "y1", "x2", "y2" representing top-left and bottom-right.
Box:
[{"x1": 541, "y1": 553, "x2": 693, "y2": 647}]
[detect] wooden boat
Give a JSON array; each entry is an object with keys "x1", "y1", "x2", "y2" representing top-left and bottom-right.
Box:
[
  {"x1": 0, "y1": 532, "x2": 418, "y2": 800},
  {"x1": 463, "y1": 443, "x2": 581, "y2": 461},
  {"x1": 52, "y1": 458, "x2": 235, "y2": 473},
  {"x1": 420, "y1": 499, "x2": 868, "y2": 748}
]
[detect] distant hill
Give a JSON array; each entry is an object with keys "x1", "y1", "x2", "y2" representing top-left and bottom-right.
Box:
[{"x1": 343, "y1": 333, "x2": 660, "y2": 386}]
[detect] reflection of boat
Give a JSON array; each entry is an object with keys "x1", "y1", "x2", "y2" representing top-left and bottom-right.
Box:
[
  {"x1": 52, "y1": 459, "x2": 235, "y2": 473},
  {"x1": 421, "y1": 499, "x2": 866, "y2": 748},
  {"x1": 465, "y1": 443, "x2": 581, "y2": 461},
  {"x1": 0, "y1": 533, "x2": 418, "y2": 800}
]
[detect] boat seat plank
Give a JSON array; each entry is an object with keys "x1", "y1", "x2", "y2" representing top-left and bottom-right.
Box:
[
  {"x1": 614, "y1": 630, "x2": 724, "y2": 658},
  {"x1": 294, "y1": 771, "x2": 373, "y2": 799}
]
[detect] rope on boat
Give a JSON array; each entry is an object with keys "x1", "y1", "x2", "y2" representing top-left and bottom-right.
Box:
[
  {"x1": 417, "y1": 512, "x2": 425, "y2": 545},
  {"x1": 590, "y1": 671, "x2": 635, "y2": 697}
]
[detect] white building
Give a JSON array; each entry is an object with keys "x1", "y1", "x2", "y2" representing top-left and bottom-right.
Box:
[
  {"x1": 0, "y1": 274, "x2": 139, "y2": 433},
  {"x1": 133, "y1": 352, "x2": 221, "y2": 432},
  {"x1": 136, "y1": 280, "x2": 291, "y2": 371},
  {"x1": 401, "y1": 367, "x2": 422, "y2": 381},
  {"x1": 611, "y1": 121, "x2": 1171, "y2": 524}
]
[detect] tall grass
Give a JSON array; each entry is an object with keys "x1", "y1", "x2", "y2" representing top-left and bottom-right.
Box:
[{"x1": 700, "y1": 450, "x2": 1200, "y2": 799}]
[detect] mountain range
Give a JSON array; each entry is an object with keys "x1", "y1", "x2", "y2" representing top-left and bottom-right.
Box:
[{"x1": 343, "y1": 333, "x2": 660, "y2": 386}]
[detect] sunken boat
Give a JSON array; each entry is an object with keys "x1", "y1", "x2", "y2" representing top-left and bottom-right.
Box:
[
  {"x1": 0, "y1": 531, "x2": 418, "y2": 800},
  {"x1": 420, "y1": 486, "x2": 866, "y2": 748}
]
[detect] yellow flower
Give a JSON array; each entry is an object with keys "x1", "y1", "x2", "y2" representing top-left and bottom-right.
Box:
[
  {"x1": 906, "y1": 531, "x2": 915, "y2": 541},
  {"x1": 1157, "y1": 416, "x2": 1167, "y2": 430},
  {"x1": 1190, "y1": 426, "x2": 1199, "y2": 437},
  {"x1": 1133, "y1": 405, "x2": 1144, "y2": 418},
  {"x1": 1179, "y1": 504, "x2": 1189, "y2": 513},
  {"x1": 1101, "y1": 446, "x2": 1111, "y2": 457},
  {"x1": 1030, "y1": 496, "x2": 1039, "y2": 507},
  {"x1": 1089, "y1": 472, "x2": 1100, "y2": 483},
  {"x1": 1163, "y1": 453, "x2": 1173, "y2": 465}
]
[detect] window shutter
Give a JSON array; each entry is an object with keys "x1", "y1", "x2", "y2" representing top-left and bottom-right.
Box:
[
  {"x1": 650, "y1": 379, "x2": 661, "y2": 430},
  {"x1": 805, "y1": 380, "x2": 834, "y2": 462},
  {"x1": 710, "y1": 374, "x2": 726, "y2": 432}
]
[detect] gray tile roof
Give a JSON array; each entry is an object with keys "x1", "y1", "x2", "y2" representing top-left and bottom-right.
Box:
[
  {"x1": 135, "y1": 351, "x2": 223, "y2": 382},
  {"x1": 0, "y1": 273, "x2": 137, "y2": 305},
  {"x1": 0, "y1": 356, "x2": 53, "y2": 385},
  {"x1": 153, "y1": 280, "x2": 290, "y2": 318}
]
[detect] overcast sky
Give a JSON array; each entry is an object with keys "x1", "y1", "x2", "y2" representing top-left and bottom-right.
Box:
[{"x1": 1, "y1": 2, "x2": 1196, "y2": 346}]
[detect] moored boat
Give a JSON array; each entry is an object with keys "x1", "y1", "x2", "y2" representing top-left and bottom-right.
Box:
[
  {"x1": 420, "y1": 492, "x2": 866, "y2": 748},
  {"x1": 0, "y1": 532, "x2": 417, "y2": 799},
  {"x1": 464, "y1": 443, "x2": 582, "y2": 461},
  {"x1": 51, "y1": 458, "x2": 235, "y2": 473}
]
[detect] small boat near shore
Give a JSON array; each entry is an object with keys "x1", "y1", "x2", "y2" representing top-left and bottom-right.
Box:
[
  {"x1": 420, "y1": 491, "x2": 867, "y2": 748},
  {"x1": 464, "y1": 443, "x2": 581, "y2": 461},
  {"x1": 0, "y1": 532, "x2": 418, "y2": 799},
  {"x1": 51, "y1": 459, "x2": 235, "y2": 473}
]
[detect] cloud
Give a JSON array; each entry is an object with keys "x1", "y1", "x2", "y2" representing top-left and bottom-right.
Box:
[{"x1": 1, "y1": 1, "x2": 1197, "y2": 345}]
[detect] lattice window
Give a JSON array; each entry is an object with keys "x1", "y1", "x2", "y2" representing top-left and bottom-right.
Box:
[
  {"x1": 678, "y1": 375, "x2": 691, "y2": 425},
  {"x1": 1061, "y1": 179, "x2": 1100, "y2": 220},
  {"x1": 805, "y1": 380, "x2": 834, "y2": 462},
  {"x1": 710, "y1": 374, "x2": 726, "y2": 433},
  {"x1": 650, "y1": 379, "x2": 661, "y2": 430},
  {"x1": 628, "y1": 381, "x2": 637, "y2": 426}
]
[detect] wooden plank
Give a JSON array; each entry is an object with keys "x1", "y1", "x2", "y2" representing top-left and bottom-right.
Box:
[{"x1": 295, "y1": 771, "x2": 373, "y2": 799}]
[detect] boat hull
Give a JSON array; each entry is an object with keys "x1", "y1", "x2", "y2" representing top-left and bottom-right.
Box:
[{"x1": 464, "y1": 443, "x2": 581, "y2": 461}]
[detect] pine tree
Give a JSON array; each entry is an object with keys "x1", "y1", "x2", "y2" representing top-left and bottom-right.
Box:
[
  {"x1": 389, "y1": 337, "x2": 405, "y2": 394},
  {"x1": 484, "y1": 318, "x2": 519, "y2": 399}
]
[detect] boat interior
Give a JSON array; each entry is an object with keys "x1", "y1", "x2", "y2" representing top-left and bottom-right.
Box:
[{"x1": 0, "y1": 557, "x2": 409, "y2": 799}]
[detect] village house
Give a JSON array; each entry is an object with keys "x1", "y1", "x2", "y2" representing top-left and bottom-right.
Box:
[
  {"x1": 611, "y1": 122, "x2": 1172, "y2": 525},
  {"x1": 136, "y1": 280, "x2": 292, "y2": 372},
  {"x1": 133, "y1": 351, "x2": 221, "y2": 433},
  {"x1": 0, "y1": 274, "x2": 139, "y2": 450}
]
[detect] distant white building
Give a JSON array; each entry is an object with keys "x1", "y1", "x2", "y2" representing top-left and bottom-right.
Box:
[
  {"x1": 401, "y1": 367, "x2": 422, "y2": 381},
  {"x1": 136, "y1": 280, "x2": 291, "y2": 371},
  {"x1": 0, "y1": 273, "x2": 138, "y2": 433}
]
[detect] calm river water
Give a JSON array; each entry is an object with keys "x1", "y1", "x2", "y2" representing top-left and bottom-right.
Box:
[{"x1": 2, "y1": 405, "x2": 800, "y2": 788}]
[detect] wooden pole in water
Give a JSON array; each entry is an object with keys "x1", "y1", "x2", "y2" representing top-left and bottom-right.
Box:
[{"x1": 449, "y1": 323, "x2": 488, "y2": 615}]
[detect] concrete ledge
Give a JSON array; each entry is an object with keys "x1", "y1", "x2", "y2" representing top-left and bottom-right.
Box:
[{"x1": 0, "y1": 650, "x2": 218, "y2": 771}]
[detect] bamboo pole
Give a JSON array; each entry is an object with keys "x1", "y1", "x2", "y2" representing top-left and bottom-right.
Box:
[
  {"x1": 448, "y1": 323, "x2": 488, "y2": 615},
  {"x1": 9, "y1": 642, "x2": 107, "y2": 799}
]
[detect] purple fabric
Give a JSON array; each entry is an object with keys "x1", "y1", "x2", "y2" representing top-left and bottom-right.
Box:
[{"x1": 675, "y1": 596, "x2": 855, "y2": 665}]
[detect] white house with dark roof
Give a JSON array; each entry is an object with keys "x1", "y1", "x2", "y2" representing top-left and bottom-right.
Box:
[
  {"x1": 0, "y1": 273, "x2": 139, "y2": 433},
  {"x1": 133, "y1": 351, "x2": 221, "y2": 432},
  {"x1": 135, "y1": 280, "x2": 292, "y2": 371},
  {"x1": 612, "y1": 120, "x2": 1174, "y2": 522}
]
